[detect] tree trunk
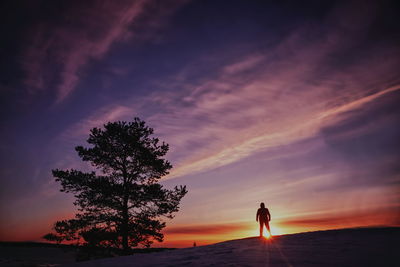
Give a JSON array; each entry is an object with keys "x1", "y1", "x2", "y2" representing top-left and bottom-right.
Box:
[
  {"x1": 121, "y1": 198, "x2": 129, "y2": 253},
  {"x1": 121, "y1": 169, "x2": 129, "y2": 253}
]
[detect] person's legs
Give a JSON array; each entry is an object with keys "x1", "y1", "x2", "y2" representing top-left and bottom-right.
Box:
[
  {"x1": 266, "y1": 222, "x2": 271, "y2": 235},
  {"x1": 259, "y1": 221, "x2": 263, "y2": 237}
]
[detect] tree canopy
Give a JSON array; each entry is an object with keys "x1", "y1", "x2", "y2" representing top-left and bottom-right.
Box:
[{"x1": 44, "y1": 118, "x2": 187, "y2": 251}]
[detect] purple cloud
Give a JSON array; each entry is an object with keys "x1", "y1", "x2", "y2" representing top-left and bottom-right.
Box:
[{"x1": 20, "y1": 0, "x2": 187, "y2": 102}]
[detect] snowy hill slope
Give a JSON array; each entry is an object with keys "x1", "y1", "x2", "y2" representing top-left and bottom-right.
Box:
[{"x1": 65, "y1": 227, "x2": 398, "y2": 267}]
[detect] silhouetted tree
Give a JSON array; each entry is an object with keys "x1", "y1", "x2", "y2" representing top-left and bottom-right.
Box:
[
  {"x1": 44, "y1": 118, "x2": 187, "y2": 252},
  {"x1": 42, "y1": 233, "x2": 63, "y2": 244}
]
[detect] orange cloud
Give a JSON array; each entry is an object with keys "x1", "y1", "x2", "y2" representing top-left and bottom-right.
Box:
[
  {"x1": 280, "y1": 207, "x2": 400, "y2": 229},
  {"x1": 160, "y1": 222, "x2": 253, "y2": 248},
  {"x1": 164, "y1": 222, "x2": 249, "y2": 235}
]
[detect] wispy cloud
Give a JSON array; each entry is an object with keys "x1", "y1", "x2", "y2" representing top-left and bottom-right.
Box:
[
  {"x1": 319, "y1": 85, "x2": 400, "y2": 119},
  {"x1": 168, "y1": 85, "x2": 399, "y2": 179},
  {"x1": 20, "y1": 0, "x2": 187, "y2": 103}
]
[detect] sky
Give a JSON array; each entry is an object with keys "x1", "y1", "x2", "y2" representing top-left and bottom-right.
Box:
[{"x1": 0, "y1": 0, "x2": 399, "y2": 247}]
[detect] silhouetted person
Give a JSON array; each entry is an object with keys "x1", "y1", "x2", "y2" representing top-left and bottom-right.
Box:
[{"x1": 256, "y1": 202, "x2": 271, "y2": 237}]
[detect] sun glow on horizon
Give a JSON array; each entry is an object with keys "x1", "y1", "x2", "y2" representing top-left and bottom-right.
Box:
[
  {"x1": 264, "y1": 230, "x2": 272, "y2": 239},
  {"x1": 246, "y1": 222, "x2": 285, "y2": 237}
]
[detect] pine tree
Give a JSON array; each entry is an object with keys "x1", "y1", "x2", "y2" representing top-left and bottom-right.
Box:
[{"x1": 44, "y1": 118, "x2": 187, "y2": 251}]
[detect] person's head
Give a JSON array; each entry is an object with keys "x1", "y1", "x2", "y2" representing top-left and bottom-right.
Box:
[{"x1": 260, "y1": 202, "x2": 265, "y2": 208}]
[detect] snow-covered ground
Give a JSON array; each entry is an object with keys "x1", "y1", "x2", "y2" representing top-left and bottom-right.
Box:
[
  {"x1": 0, "y1": 245, "x2": 76, "y2": 267},
  {"x1": 1, "y1": 227, "x2": 398, "y2": 267},
  {"x1": 65, "y1": 227, "x2": 398, "y2": 267}
]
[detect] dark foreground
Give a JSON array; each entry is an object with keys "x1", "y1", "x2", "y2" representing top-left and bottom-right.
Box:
[{"x1": 1, "y1": 227, "x2": 399, "y2": 267}]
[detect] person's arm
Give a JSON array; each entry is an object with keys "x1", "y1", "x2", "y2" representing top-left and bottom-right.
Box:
[
  {"x1": 267, "y1": 209, "x2": 271, "y2": 221},
  {"x1": 256, "y1": 209, "x2": 259, "y2": 222}
]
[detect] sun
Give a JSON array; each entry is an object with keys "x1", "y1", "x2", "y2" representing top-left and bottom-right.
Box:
[
  {"x1": 242, "y1": 222, "x2": 285, "y2": 238},
  {"x1": 257, "y1": 223, "x2": 285, "y2": 238},
  {"x1": 251, "y1": 227, "x2": 273, "y2": 238},
  {"x1": 264, "y1": 231, "x2": 272, "y2": 239}
]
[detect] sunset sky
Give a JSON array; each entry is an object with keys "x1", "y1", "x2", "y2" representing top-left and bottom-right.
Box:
[{"x1": 0, "y1": 0, "x2": 399, "y2": 247}]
